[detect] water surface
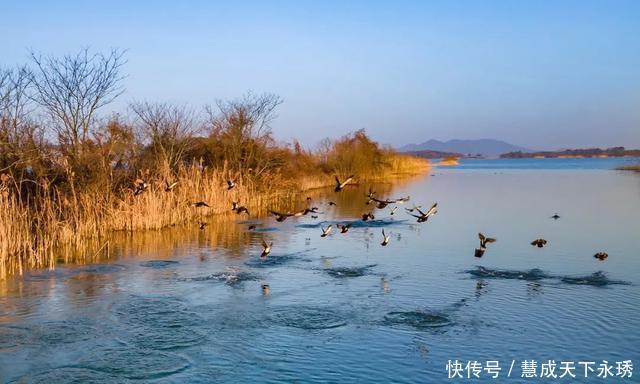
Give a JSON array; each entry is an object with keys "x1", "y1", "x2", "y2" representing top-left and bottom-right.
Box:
[{"x1": 1, "y1": 159, "x2": 639, "y2": 383}]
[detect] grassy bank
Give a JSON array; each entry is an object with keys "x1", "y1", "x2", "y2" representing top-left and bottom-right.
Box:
[
  {"x1": 0, "y1": 50, "x2": 429, "y2": 277},
  {"x1": 616, "y1": 165, "x2": 640, "y2": 172},
  {"x1": 0, "y1": 151, "x2": 428, "y2": 278}
]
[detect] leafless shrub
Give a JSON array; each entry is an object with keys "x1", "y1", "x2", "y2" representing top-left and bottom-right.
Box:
[
  {"x1": 205, "y1": 92, "x2": 283, "y2": 176},
  {"x1": 130, "y1": 101, "x2": 196, "y2": 173},
  {"x1": 28, "y1": 48, "x2": 126, "y2": 159}
]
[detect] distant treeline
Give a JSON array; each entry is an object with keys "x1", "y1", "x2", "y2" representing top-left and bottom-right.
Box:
[
  {"x1": 404, "y1": 149, "x2": 487, "y2": 159},
  {"x1": 501, "y1": 147, "x2": 640, "y2": 159}
]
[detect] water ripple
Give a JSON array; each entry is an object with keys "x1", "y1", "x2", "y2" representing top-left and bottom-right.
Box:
[
  {"x1": 324, "y1": 264, "x2": 377, "y2": 278},
  {"x1": 139, "y1": 260, "x2": 179, "y2": 268},
  {"x1": 467, "y1": 266, "x2": 550, "y2": 281},
  {"x1": 267, "y1": 306, "x2": 347, "y2": 330},
  {"x1": 383, "y1": 310, "x2": 454, "y2": 330},
  {"x1": 80, "y1": 347, "x2": 190, "y2": 380},
  {"x1": 560, "y1": 271, "x2": 630, "y2": 287},
  {"x1": 10, "y1": 367, "x2": 131, "y2": 384}
]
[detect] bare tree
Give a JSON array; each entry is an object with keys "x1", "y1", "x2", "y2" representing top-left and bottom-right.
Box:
[
  {"x1": 205, "y1": 92, "x2": 282, "y2": 175},
  {"x1": 29, "y1": 48, "x2": 125, "y2": 158},
  {"x1": 130, "y1": 101, "x2": 196, "y2": 172},
  {"x1": 0, "y1": 66, "x2": 33, "y2": 134},
  {"x1": 0, "y1": 66, "x2": 44, "y2": 172}
]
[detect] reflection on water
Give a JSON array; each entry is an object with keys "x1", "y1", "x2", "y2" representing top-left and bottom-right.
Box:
[{"x1": 1, "y1": 165, "x2": 640, "y2": 383}]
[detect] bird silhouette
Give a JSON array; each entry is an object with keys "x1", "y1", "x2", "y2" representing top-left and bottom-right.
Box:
[
  {"x1": 381, "y1": 229, "x2": 390, "y2": 246},
  {"x1": 321, "y1": 225, "x2": 333, "y2": 237},
  {"x1": 531, "y1": 239, "x2": 548, "y2": 248},
  {"x1": 133, "y1": 179, "x2": 148, "y2": 196},
  {"x1": 408, "y1": 202, "x2": 438, "y2": 223},
  {"x1": 362, "y1": 212, "x2": 375, "y2": 221},
  {"x1": 268, "y1": 209, "x2": 294, "y2": 222},
  {"x1": 594, "y1": 252, "x2": 608, "y2": 260},
  {"x1": 334, "y1": 175, "x2": 355, "y2": 192},
  {"x1": 261, "y1": 239, "x2": 272, "y2": 257},
  {"x1": 164, "y1": 180, "x2": 178, "y2": 192},
  {"x1": 232, "y1": 201, "x2": 249, "y2": 215}
]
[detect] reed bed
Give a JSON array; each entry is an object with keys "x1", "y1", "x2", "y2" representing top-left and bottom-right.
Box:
[
  {"x1": 616, "y1": 165, "x2": 640, "y2": 172},
  {"x1": 0, "y1": 155, "x2": 429, "y2": 278},
  {"x1": 1, "y1": 51, "x2": 432, "y2": 278}
]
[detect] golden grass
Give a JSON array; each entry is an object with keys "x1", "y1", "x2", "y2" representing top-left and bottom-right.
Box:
[
  {"x1": 616, "y1": 165, "x2": 640, "y2": 172},
  {"x1": 0, "y1": 153, "x2": 429, "y2": 279}
]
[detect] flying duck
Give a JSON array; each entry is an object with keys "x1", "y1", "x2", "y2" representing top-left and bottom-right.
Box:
[
  {"x1": 328, "y1": 201, "x2": 337, "y2": 206},
  {"x1": 334, "y1": 175, "x2": 355, "y2": 192},
  {"x1": 389, "y1": 206, "x2": 398, "y2": 215},
  {"x1": 261, "y1": 239, "x2": 272, "y2": 257},
  {"x1": 337, "y1": 223, "x2": 352, "y2": 233},
  {"x1": 268, "y1": 209, "x2": 294, "y2": 222},
  {"x1": 395, "y1": 196, "x2": 410, "y2": 204},
  {"x1": 164, "y1": 180, "x2": 178, "y2": 192},
  {"x1": 551, "y1": 213, "x2": 560, "y2": 220},
  {"x1": 293, "y1": 207, "x2": 321, "y2": 217},
  {"x1": 248, "y1": 224, "x2": 257, "y2": 230},
  {"x1": 475, "y1": 233, "x2": 497, "y2": 258},
  {"x1": 133, "y1": 179, "x2": 148, "y2": 196},
  {"x1": 409, "y1": 202, "x2": 438, "y2": 223},
  {"x1": 404, "y1": 205, "x2": 422, "y2": 213},
  {"x1": 226, "y1": 179, "x2": 236, "y2": 190},
  {"x1": 362, "y1": 212, "x2": 375, "y2": 221},
  {"x1": 192, "y1": 201, "x2": 210, "y2": 208},
  {"x1": 594, "y1": 252, "x2": 608, "y2": 261},
  {"x1": 232, "y1": 201, "x2": 249, "y2": 215},
  {"x1": 369, "y1": 197, "x2": 396, "y2": 209},
  {"x1": 381, "y1": 229, "x2": 390, "y2": 246},
  {"x1": 321, "y1": 225, "x2": 333, "y2": 237},
  {"x1": 531, "y1": 238, "x2": 547, "y2": 248},
  {"x1": 199, "y1": 222, "x2": 208, "y2": 230},
  {"x1": 478, "y1": 233, "x2": 497, "y2": 248}
]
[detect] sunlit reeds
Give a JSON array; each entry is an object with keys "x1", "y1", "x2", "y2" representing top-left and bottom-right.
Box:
[{"x1": 0, "y1": 153, "x2": 429, "y2": 278}]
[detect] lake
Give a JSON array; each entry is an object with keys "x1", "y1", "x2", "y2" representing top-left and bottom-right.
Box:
[{"x1": 1, "y1": 158, "x2": 639, "y2": 383}]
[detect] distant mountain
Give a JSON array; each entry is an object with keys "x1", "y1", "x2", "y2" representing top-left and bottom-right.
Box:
[
  {"x1": 405, "y1": 149, "x2": 465, "y2": 159},
  {"x1": 399, "y1": 139, "x2": 532, "y2": 158}
]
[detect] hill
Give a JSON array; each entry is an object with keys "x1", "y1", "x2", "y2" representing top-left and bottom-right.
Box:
[{"x1": 399, "y1": 139, "x2": 531, "y2": 158}]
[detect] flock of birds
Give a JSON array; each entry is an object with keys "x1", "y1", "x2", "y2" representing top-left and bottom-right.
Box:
[{"x1": 134, "y1": 174, "x2": 611, "y2": 265}]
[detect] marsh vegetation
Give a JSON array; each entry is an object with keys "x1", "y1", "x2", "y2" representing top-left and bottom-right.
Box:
[{"x1": 0, "y1": 49, "x2": 427, "y2": 277}]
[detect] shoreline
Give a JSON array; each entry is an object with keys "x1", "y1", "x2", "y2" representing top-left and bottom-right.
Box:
[{"x1": 0, "y1": 160, "x2": 429, "y2": 279}]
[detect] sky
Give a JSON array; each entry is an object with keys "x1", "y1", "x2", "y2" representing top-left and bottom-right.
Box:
[{"x1": 1, "y1": 0, "x2": 639, "y2": 150}]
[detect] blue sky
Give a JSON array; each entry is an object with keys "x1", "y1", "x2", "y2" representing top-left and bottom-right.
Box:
[{"x1": 2, "y1": 1, "x2": 639, "y2": 149}]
